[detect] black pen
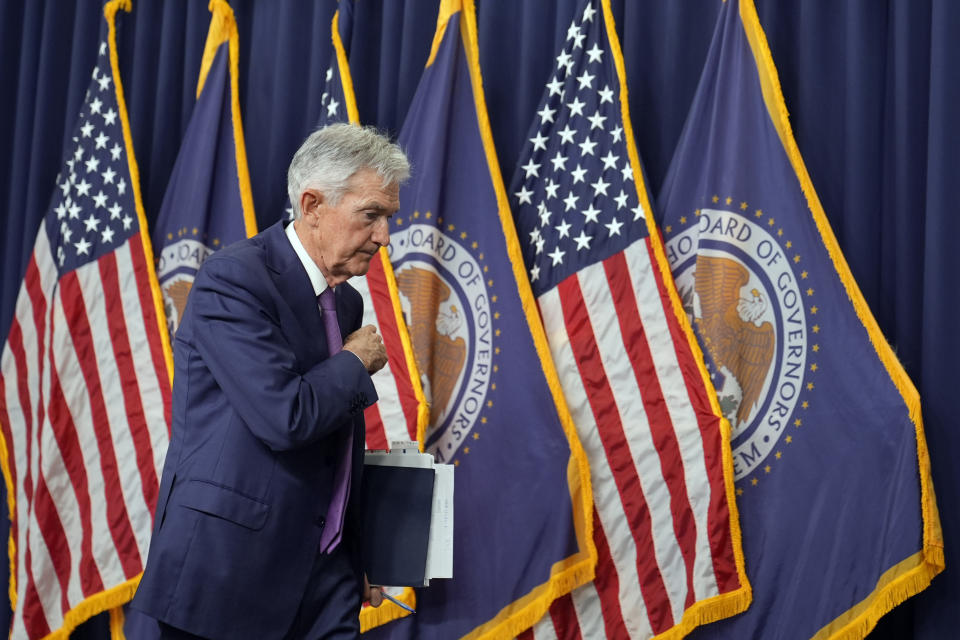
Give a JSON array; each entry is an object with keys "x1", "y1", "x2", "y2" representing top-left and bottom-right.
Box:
[{"x1": 381, "y1": 591, "x2": 416, "y2": 614}]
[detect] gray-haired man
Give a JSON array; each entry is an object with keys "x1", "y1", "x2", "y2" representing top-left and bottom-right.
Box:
[{"x1": 132, "y1": 124, "x2": 410, "y2": 639}]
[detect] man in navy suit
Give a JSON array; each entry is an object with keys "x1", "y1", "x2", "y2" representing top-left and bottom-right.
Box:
[{"x1": 131, "y1": 124, "x2": 410, "y2": 639}]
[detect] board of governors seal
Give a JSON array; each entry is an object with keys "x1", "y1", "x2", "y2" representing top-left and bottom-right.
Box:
[
  {"x1": 665, "y1": 207, "x2": 811, "y2": 480},
  {"x1": 388, "y1": 222, "x2": 494, "y2": 464}
]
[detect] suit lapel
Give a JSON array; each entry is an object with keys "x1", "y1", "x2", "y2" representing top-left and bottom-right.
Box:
[{"x1": 263, "y1": 221, "x2": 330, "y2": 358}]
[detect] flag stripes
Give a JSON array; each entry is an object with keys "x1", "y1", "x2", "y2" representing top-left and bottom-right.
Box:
[
  {"x1": 535, "y1": 237, "x2": 733, "y2": 637},
  {"x1": 352, "y1": 257, "x2": 420, "y2": 448}
]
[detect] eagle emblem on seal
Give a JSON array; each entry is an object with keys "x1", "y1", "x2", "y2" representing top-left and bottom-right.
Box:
[
  {"x1": 396, "y1": 266, "x2": 467, "y2": 421},
  {"x1": 694, "y1": 255, "x2": 776, "y2": 427}
]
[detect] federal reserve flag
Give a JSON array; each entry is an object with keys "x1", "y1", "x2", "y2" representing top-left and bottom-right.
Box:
[
  {"x1": 152, "y1": 0, "x2": 257, "y2": 341},
  {"x1": 365, "y1": 0, "x2": 595, "y2": 637},
  {"x1": 659, "y1": 1, "x2": 944, "y2": 638},
  {"x1": 0, "y1": 1, "x2": 172, "y2": 637},
  {"x1": 510, "y1": 1, "x2": 750, "y2": 638}
]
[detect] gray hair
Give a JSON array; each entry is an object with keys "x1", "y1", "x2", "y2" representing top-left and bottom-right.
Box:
[{"x1": 287, "y1": 123, "x2": 410, "y2": 219}]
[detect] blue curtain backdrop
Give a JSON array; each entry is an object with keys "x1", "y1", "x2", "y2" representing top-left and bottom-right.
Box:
[{"x1": 0, "y1": 1, "x2": 956, "y2": 638}]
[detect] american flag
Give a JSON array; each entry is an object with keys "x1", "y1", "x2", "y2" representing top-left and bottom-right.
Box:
[
  {"x1": 509, "y1": 1, "x2": 749, "y2": 637},
  {"x1": 315, "y1": 1, "x2": 427, "y2": 454},
  {"x1": 0, "y1": 5, "x2": 171, "y2": 638}
]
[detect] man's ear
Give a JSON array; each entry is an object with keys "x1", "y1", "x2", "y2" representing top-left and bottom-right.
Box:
[{"x1": 300, "y1": 189, "x2": 324, "y2": 222}]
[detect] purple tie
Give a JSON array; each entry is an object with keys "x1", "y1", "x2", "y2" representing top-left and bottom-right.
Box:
[{"x1": 318, "y1": 287, "x2": 351, "y2": 552}]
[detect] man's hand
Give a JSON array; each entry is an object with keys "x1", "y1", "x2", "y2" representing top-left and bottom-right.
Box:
[
  {"x1": 343, "y1": 325, "x2": 388, "y2": 374},
  {"x1": 363, "y1": 574, "x2": 383, "y2": 607}
]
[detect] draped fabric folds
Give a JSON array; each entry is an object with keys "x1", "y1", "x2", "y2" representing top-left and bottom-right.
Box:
[{"x1": 1, "y1": 1, "x2": 956, "y2": 639}]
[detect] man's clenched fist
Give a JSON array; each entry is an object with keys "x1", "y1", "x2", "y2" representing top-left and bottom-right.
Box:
[{"x1": 343, "y1": 324, "x2": 388, "y2": 374}]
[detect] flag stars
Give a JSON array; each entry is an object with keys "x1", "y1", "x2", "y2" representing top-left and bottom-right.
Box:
[
  {"x1": 810, "y1": 305, "x2": 818, "y2": 315},
  {"x1": 598, "y1": 85, "x2": 614, "y2": 104},
  {"x1": 632, "y1": 204, "x2": 644, "y2": 221},
  {"x1": 544, "y1": 179, "x2": 560, "y2": 199},
  {"x1": 764, "y1": 465, "x2": 771, "y2": 474},
  {"x1": 736, "y1": 487, "x2": 744, "y2": 496},
  {"x1": 600, "y1": 151, "x2": 619, "y2": 170},
  {"x1": 81, "y1": 121, "x2": 94, "y2": 137},
  {"x1": 712, "y1": 195, "x2": 720, "y2": 203},
  {"x1": 548, "y1": 246, "x2": 565, "y2": 266},
  {"x1": 801, "y1": 270, "x2": 808, "y2": 279},
  {"x1": 740, "y1": 201, "x2": 748, "y2": 210},
  {"x1": 98, "y1": 74, "x2": 111, "y2": 92},
  {"x1": 576, "y1": 70, "x2": 595, "y2": 90},
  {"x1": 620, "y1": 163, "x2": 633, "y2": 183},
  {"x1": 794, "y1": 418, "x2": 803, "y2": 427},
  {"x1": 609, "y1": 125, "x2": 623, "y2": 143},
  {"x1": 812, "y1": 324, "x2": 820, "y2": 333},
  {"x1": 94, "y1": 132, "x2": 109, "y2": 149},
  {"x1": 538, "y1": 202, "x2": 551, "y2": 227},
  {"x1": 555, "y1": 219, "x2": 572, "y2": 238},
  {"x1": 582, "y1": 204, "x2": 600, "y2": 224},
  {"x1": 122, "y1": 214, "x2": 133, "y2": 230},
  {"x1": 751, "y1": 478, "x2": 759, "y2": 486},
  {"x1": 326, "y1": 98, "x2": 340, "y2": 117},
  {"x1": 725, "y1": 197, "x2": 732, "y2": 205},
  {"x1": 538, "y1": 104, "x2": 557, "y2": 124},
  {"x1": 92, "y1": 190, "x2": 108, "y2": 208},
  {"x1": 110, "y1": 143, "x2": 122, "y2": 160},
  {"x1": 546, "y1": 76, "x2": 564, "y2": 96},
  {"x1": 101, "y1": 227, "x2": 115, "y2": 244},
  {"x1": 777, "y1": 229, "x2": 783, "y2": 237},
  {"x1": 74, "y1": 237, "x2": 92, "y2": 256},
  {"x1": 556, "y1": 50, "x2": 573, "y2": 73},
  {"x1": 806, "y1": 288, "x2": 814, "y2": 296},
  {"x1": 75, "y1": 179, "x2": 92, "y2": 197},
  {"x1": 679, "y1": 216, "x2": 687, "y2": 224},
  {"x1": 608, "y1": 189, "x2": 627, "y2": 210},
  {"x1": 587, "y1": 110, "x2": 606, "y2": 130},
  {"x1": 786, "y1": 435, "x2": 793, "y2": 443},
  {"x1": 591, "y1": 176, "x2": 609, "y2": 197},
  {"x1": 755, "y1": 209, "x2": 763, "y2": 217},
  {"x1": 99, "y1": 41, "x2": 107, "y2": 56},
  {"x1": 793, "y1": 254, "x2": 801, "y2": 263},
  {"x1": 85, "y1": 156, "x2": 100, "y2": 173},
  {"x1": 775, "y1": 451, "x2": 782, "y2": 459},
  {"x1": 89, "y1": 97, "x2": 103, "y2": 114},
  {"x1": 767, "y1": 218, "x2": 775, "y2": 226},
  {"x1": 563, "y1": 192, "x2": 579, "y2": 211},
  {"x1": 586, "y1": 42, "x2": 602, "y2": 63},
  {"x1": 605, "y1": 217, "x2": 624, "y2": 236},
  {"x1": 460, "y1": 231, "x2": 467, "y2": 240},
  {"x1": 578, "y1": 136, "x2": 597, "y2": 156},
  {"x1": 806, "y1": 382, "x2": 815, "y2": 391},
  {"x1": 530, "y1": 131, "x2": 549, "y2": 151},
  {"x1": 812, "y1": 344, "x2": 820, "y2": 352},
  {"x1": 574, "y1": 230, "x2": 592, "y2": 250},
  {"x1": 566, "y1": 21, "x2": 581, "y2": 41},
  {"x1": 558, "y1": 124, "x2": 576, "y2": 145},
  {"x1": 103, "y1": 108, "x2": 117, "y2": 125},
  {"x1": 567, "y1": 96, "x2": 585, "y2": 117},
  {"x1": 786, "y1": 241, "x2": 793, "y2": 249},
  {"x1": 515, "y1": 185, "x2": 534, "y2": 205},
  {"x1": 550, "y1": 152, "x2": 568, "y2": 172},
  {"x1": 570, "y1": 164, "x2": 587, "y2": 184},
  {"x1": 810, "y1": 363, "x2": 818, "y2": 372}
]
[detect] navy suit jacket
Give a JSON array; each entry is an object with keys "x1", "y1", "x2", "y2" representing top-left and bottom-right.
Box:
[{"x1": 132, "y1": 221, "x2": 377, "y2": 638}]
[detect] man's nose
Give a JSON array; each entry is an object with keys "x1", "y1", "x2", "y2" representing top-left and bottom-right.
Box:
[{"x1": 372, "y1": 217, "x2": 390, "y2": 246}]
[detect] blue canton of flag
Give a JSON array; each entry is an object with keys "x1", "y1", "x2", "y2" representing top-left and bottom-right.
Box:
[
  {"x1": 512, "y1": 10, "x2": 643, "y2": 290},
  {"x1": 152, "y1": 0, "x2": 256, "y2": 340},
  {"x1": 659, "y1": 1, "x2": 944, "y2": 639},
  {"x1": 510, "y1": 1, "x2": 749, "y2": 638},
  {"x1": 0, "y1": 1, "x2": 172, "y2": 637}
]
